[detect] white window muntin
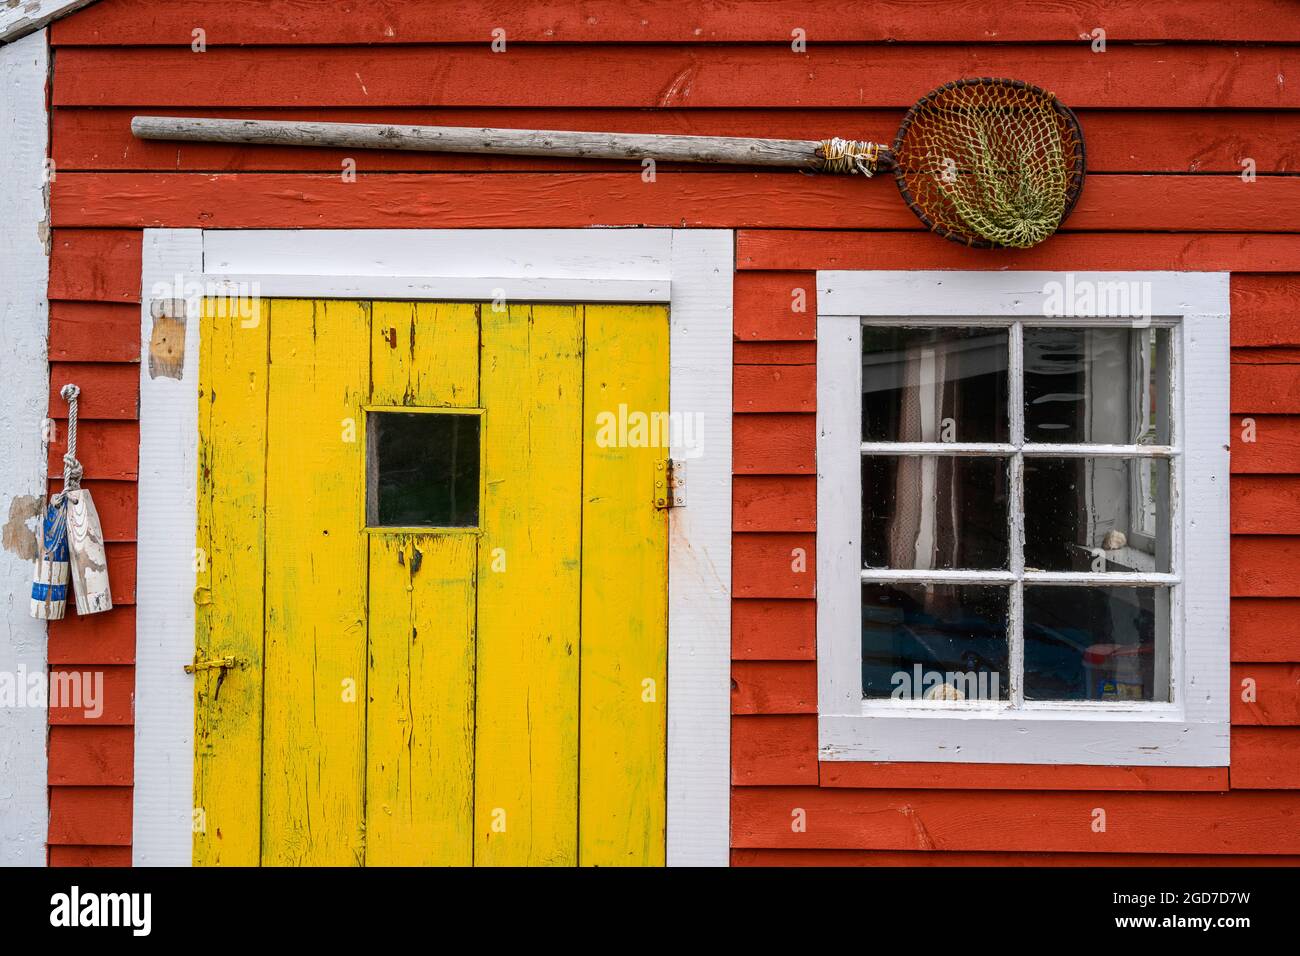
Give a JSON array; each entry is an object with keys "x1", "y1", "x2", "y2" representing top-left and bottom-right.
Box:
[{"x1": 816, "y1": 272, "x2": 1230, "y2": 766}]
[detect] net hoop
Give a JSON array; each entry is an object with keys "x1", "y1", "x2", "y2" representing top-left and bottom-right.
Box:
[{"x1": 891, "y1": 77, "x2": 1087, "y2": 249}]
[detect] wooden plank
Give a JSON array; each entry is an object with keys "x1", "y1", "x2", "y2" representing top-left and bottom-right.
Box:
[
  {"x1": 48, "y1": 845, "x2": 133, "y2": 867},
  {"x1": 731, "y1": 715, "x2": 819, "y2": 786},
  {"x1": 733, "y1": 848, "x2": 1300, "y2": 866},
  {"x1": 49, "y1": 302, "x2": 140, "y2": 362},
  {"x1": 735, "y1": 365, "x2": 815, "y2": 413},
  {"x1": 1233, "y1": 598, "x2": 1300, "y2": 662},
  {"x1": 52, "y1": 45, "x2": 1300, "y2": 109},
  {"x1": 46, "y1": 665, "x2": 133, "y2": 725},
  {"x1": 48, "y1": 605, "x2": 135, "y2": 665},
  {"x1": 261, "y1": 299, "x2": 369, "y2": 866},
  {"x1": 52, "y1": 107, "x2": 1300, "y2": 175},
  {"x1": 193, "y1": 296, "x2": 268, "y2": 867},
  {"x1": 47, "y1": 726, "x2": 133, "y2": 786},
  {"x1": 735, "y1": 342, "x2": 817, "y2": 364},
  {"x1": 580, "y1": 304, "x2": 669, "y2": 866},
  {"x1": 732, "y1": 599, "x2": 815, "y2": 661},
  {"x1": 369, "y1": 301, "x2": 479, "y2": 408},
  {"x1": 47, "y1": 786, "x2": 132, "y2": 846},
  {"x1": 366, "y1": 535, "x2": 476, "y2": 866},
  {"x1": 732, "y1": 661, "x2": 817, "y2": 714},
  {"x1": 131, "y1": 115, "x2": 825, "y2": 170},
  {"x1": 1232, "y1": 476, "x2": 1300, "y2": 533},
  {"x1": 49, "y1": 0, "x2": 1300, "y2": 44},
  {"x1": 1234, "y1": 348, "x2": 1300, "y2": 365},
  {"x1": 1231, "y1": 415, "x2": 1300, "y2": 474},
  {"x1": 821, "y1": 763, "x2": 1229, "y2": 791},
  {"x1": 47, "y1": 362, "x2": 137, "y2": 420},
  {"x1": 733, "y1": 532, "x2": 816, "y2": 598},
  {"x1": 50, "y1": 172, "x2": 1300, "y2": 233},
  {"x1": 475, "y1": 303, "x2": 583, "y2": 866},
  {"x1": 1232, "y1": 728, "x2": 1300, "y2": 788},
  {"x1": 739, "y1": 231, "x2": 1300, "y2": 273},
  {"x1": 1232, "y1": 276, "x2": 1300, "y2": 347},
  {"x1": 365, "y1": 299, "x2": 478, "y2": 867},
  {"x1": 48, "y1": 230, "x2": 141, "y2": 303},
  {"x1": 1232, "y1": 664, "x2": 1300, "y2": 725},
  {"x1": 731, "y1": 786, "x2": 1300, "y2": 853},
  {"x1": 1232, "y1": 537, "x2": 1300, "y2": 596},
  {"x1": 734, "y1": 475, "x2": 815, "y2": 532},
  {"x1": 734, "y1": 413, "x2": 814, "y2": 475},
  {"x1": 734, "y1": 271, "x2": 815, "y2": 342},
  {"x1": 1233, "y1": 364, "x2": 1300, "y2": 413},
  {"x1": 47, "y1": 479, "x2": 135, "y2": 542},
  {"x1": 46, "y1": 420, "x2": 137, "y2": 481},
  {"x1": 104, "y1": 543, "x2": 135, "y2": 605}
]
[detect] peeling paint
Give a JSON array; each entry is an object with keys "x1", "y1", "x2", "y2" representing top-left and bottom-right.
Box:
[
  {"x1": 1, "y1": 494, "x2": 41, "y2": 561},
  {"x1": 149, "y1": 314, "x2": 186, "y2": 379}
]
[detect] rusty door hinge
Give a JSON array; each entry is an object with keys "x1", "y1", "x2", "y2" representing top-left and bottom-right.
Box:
[
  {"x1": 654, "y1": 458, "x2": 686, "y2": 510},
  {"x1": 185, "y1": 655, "x2": 236, "y2": 674}
]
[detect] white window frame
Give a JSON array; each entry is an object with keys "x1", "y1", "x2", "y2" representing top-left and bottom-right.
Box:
[
  {"x1": 134, "y1": 228, "x2": 733, "y2": 865},
  {"x1": 816, "y1": 271, "x2": 1230, "y2": 766}
]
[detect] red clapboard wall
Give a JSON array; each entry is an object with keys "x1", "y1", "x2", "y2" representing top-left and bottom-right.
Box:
[{"x1": 42, "y1": 0, "x2": 1300, "y2": 866}]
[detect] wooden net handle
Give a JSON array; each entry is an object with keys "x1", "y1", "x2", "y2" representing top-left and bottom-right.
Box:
[{"x1": 131, "y1": 116, "x2": 896, "y2": 173}]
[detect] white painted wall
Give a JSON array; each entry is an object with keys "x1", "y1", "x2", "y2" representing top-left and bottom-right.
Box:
[{"x1": 0, "y1": 28, "x2": 51, "y2": 866}]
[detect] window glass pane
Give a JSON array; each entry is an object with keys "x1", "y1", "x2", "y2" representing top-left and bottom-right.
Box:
[
  {"x1": 1023, "y1": 327, "x2": 1170, "y2": 445},
  {"x1": 862, "y1": 583, "x2": 1009, "y2": 701},
  {"x1": 862, "y1": 327, "x2": 1009, "y2": 443},
  {"x1": 1023, "y1": 457, "x2": 1170, "y2": 573},
  {"x1": 863, "y1": 456, "x2": 1009, "y2": 570},
  {"x1": 368, "y1": 412, "x2": 480, "y2": 527},
  {"x1": 1024, "y1": 585, "x2": 1169, "y2": 702}
]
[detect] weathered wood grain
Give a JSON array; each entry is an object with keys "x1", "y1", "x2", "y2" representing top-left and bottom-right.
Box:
[
  {"x1": 474, "y1": 304, "x2": 583, "y2": 866},
  {"x1": 733, "y1": 475, "x2": 816, "y2": 532},
  {"x1": 731, "y1": 599, "x2": 815, "y2": 661},
  {"x1": 49, "y1": 172, "x2": 1300, "y2": 233},
  {"x1": 193, "y1": 297, "x2": 268, "y2": 867},
  {"x1": 132, "y1": 116, "x2": 827, "y2": 169},
  {"x1": 49, "y1": 0, "x2": 1300, "y2": 44},
  {"x1": 261, "y1": 299, "x2": 369, "y2": 866},
  {"x1": 364, "y1": 300, "x2": 478, "y2": 866},
  {"x1": 54, "y1": 45, "x2": 1300, "y2": 109},
  {"x1": 739, "y1": 230, "x2": 1300, "y2": 272},
  {"x1": 731, "y1": 786, "x2": 1300, "y2": 853},
  {"x1": 55, "y1": 108, "x2": 1300, "y2": 174},
  {"x1": 579, "y1": 304, "x2": 669, "y2": 866}
]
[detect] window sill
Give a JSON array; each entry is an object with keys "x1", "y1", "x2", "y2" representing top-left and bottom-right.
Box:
[{"x1": 818, "y1": 711, "x2": 1228, "y2": 767}]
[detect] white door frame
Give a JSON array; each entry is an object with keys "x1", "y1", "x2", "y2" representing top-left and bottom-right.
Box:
[{"x1": 133, "y1": 228, "x2": 733, "y2": 866}]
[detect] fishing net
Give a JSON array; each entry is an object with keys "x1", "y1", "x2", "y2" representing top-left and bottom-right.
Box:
[{"x1": 891, "y1": 78, "x2": 1085, "y2": 249}]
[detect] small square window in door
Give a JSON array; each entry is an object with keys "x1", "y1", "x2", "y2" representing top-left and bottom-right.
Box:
[{"x1": 366, "y1": 410, "x2": 481, "y2": 528}]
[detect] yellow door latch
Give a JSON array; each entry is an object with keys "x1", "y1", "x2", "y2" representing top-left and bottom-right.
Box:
[
  {"x1": 185, "y1": 655, "x2": 236, "y2": 674},
  {"x1": 654, "y1": 458, "x2": 687, "y2": 510}
]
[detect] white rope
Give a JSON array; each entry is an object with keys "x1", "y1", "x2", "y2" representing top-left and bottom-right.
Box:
[
  {"x1": 54, "y1": 383, "x2": 83, "y2": 503},
  {"x1": 818, "y1": 137, "x2": 884, "y2": 177}
]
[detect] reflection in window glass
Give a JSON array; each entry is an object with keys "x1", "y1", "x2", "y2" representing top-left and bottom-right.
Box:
[
  {"x1": 368, "y1": 412, "x2": 480, "y2": 528},
  {"x1": 862, "y1": 327, "x2": 1009, "y2": 443},
  {"x1": 862, "y1": 583, "x2": 1009, "y2": 701},
  {"x1": 862, "y1": 456, "x2": 1009, "y2": 570},
  {"x1": 1023, "y1": 585, "x2": 1168, "y2": 702},
  {"x1": 1024, "y1": 327, "x2": 1170, "y2": 445},
  {"x1": 1023, "y1": 457, "x2": 1170, "y2": 573}
]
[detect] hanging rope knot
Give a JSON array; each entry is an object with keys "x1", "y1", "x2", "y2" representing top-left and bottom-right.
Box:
[
  {"x1": 57, "y1": 382, "x2": 83, "y2": 497},
  {"x1": 818, "y1": 138, "x2": 883, "y2": 177}
]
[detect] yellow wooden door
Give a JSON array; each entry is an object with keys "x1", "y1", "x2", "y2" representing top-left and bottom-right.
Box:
[{"x1": 193, "y1": 298, "x2": 668, "y2": 866}]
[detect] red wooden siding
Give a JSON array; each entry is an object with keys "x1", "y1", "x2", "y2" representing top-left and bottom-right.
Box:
[{"x1": 42, "y1": 0, "x2": 1300, "y2": 865}]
